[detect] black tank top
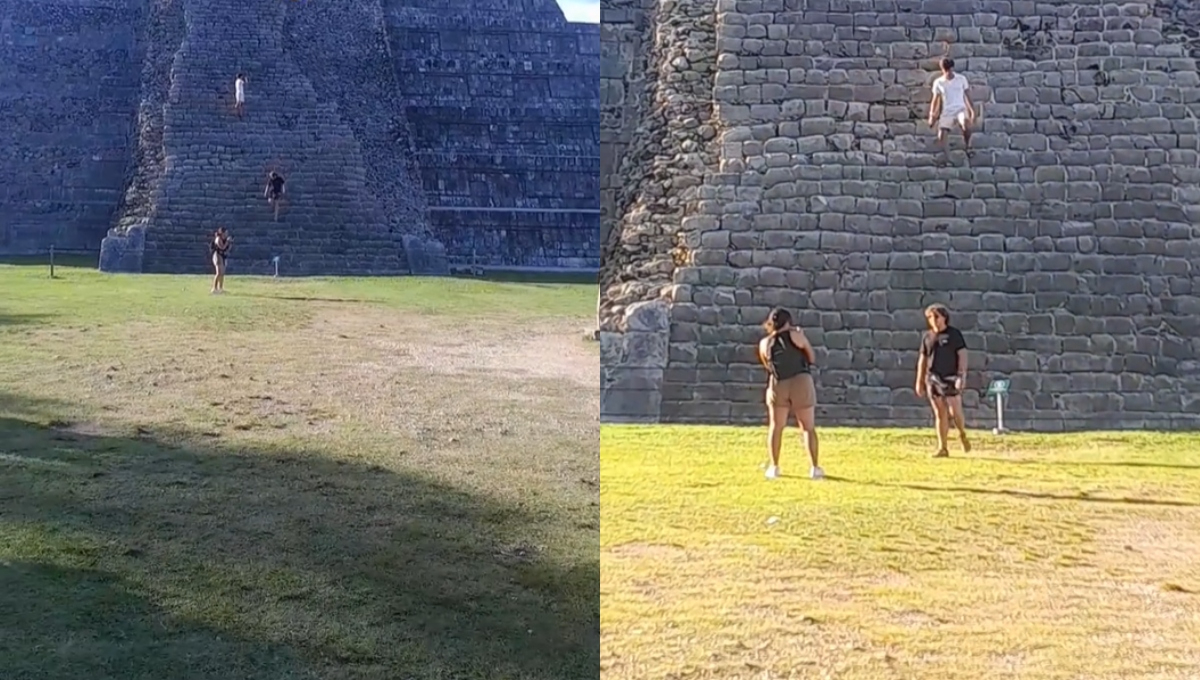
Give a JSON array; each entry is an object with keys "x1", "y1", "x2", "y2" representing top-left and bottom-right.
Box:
[{"x1": 766, "y1": 331, "x2": 810, "y2": 381}]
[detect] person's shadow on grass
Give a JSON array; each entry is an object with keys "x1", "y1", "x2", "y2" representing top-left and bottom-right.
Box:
[
  {"x1": 817, "y1": 474, "x2": 1199, "y2": 508},
  {"x1": 0, "y1": 394, "x2": 598, "y2": 680}
]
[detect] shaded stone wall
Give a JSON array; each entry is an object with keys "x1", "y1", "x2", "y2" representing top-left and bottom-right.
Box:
[
  {"x1": 602, "y1": 0, "x2": 1200, "y2": 431},
  {"x1": 599, "y1": 0, "x2": 720, "y2": 325},
  {"x1": 0, "y1": 0, "x2": 142, "y2": 255},
  {"x1": 600, "y1": 300, "x2": 669, "y2": 422},
  {"x1": 283, "y1": 0, "x2": 437, "y2": 254},
  {"x1": 1, "y1": 0, "x2": 598, "y2": 271},
  {"x1": 384, "y1": 0, "x2": 600, "y2": 269},
  {"x1": 599, "y1": 0, "x2": 650, "y2": 254}
]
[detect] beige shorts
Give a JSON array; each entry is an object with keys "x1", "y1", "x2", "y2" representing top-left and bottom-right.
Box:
[
  {"x1": 766, "y1": 374, "x2": 816, "y2": 410},
  {"x1": 938, "y1": 108, "x2": 969, "y2": 130}
]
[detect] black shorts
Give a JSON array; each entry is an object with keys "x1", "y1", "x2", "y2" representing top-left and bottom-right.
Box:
[
  {"x1": 927, "y1": 374, "x2": 960, "y2": 398},
  {"x1": 267, "y1": 190, "x2": 282, "y2": 201}
]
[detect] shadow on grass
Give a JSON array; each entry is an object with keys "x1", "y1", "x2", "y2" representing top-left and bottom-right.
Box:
[
  {"x1": 970, "y1": 456, "x2": 1200, "y2": 472},
  {"x1": 232, "y1": 293, "x2": 373, "y2": 304},
  {"x1": 0, "y1": 312, "x2": 52, "y2": 328},
  {"x1": 0, "y1": 396, "x2": 598, "y2": 680},
  {"x1": 0, "y1": 561, "x2": 312, "y2": 680},
  {"x1": 0, "y1": 253, "x2": 96, "y2": 269},
  {"x1": 454, "y1": 271, "x2": 597, "y2": 285},
  {"x1": 822, "y1": 475, "x2": 1200, "y2": 508}
]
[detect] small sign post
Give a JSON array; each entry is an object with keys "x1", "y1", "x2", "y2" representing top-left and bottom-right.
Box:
[{"x1": 986, "y1": 378, "x2": 1011, "y2": 435}]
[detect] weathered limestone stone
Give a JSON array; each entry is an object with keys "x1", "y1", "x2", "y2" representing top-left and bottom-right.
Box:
[
  {"x1": 0, "y1": 0, "x2": 142, "y2": 255},
  {"x1": 5, "y1": 0, "x2": 597, "y2": 273},
  {"x1": 600, "y1": 299, "x2": 671, "y2": 422},
  {"x1": 600, "y1": 0, "x2": 1200, "y2": 431}
]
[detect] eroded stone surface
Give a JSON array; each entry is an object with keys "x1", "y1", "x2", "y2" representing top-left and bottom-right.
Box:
[
  {"x1": 600, "y1": 0, "x2": 1200, "y2": 430},
  {"x1": 5, "y1": 0, "x2": 599, "y2": 272},
  {"x1": 0, "y1": 0, "x2": 142, "y2": 256}
]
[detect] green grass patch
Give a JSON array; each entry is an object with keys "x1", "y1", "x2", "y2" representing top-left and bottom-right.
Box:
[
  {"x1": 601, "y1": 425, "x2": 1200, "y2": 679},
  {"x1": 0, "y1": 265, "x2": 598, "y2": 679}
]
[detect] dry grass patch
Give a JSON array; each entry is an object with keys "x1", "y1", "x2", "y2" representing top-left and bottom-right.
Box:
[
  {"x1": 0, "y1": 263, "x2": 598, "y2": 680},
  {"x1": 601, "y1": 426, "x2": 1200, "y2": 680}
]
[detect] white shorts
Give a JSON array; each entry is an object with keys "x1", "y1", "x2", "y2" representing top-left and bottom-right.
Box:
[{"x1": 938, "y1": 108, "x2": 968, "y2": 130}]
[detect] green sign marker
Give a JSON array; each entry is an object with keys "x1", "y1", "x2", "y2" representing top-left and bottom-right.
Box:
[{"x1": 986, "y1": 379, "x2": 1010, "y2": 396}]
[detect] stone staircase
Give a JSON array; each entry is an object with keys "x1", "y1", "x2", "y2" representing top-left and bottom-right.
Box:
[{"x1": 100, "y1": 0, "x2": 435, "y2": 275}]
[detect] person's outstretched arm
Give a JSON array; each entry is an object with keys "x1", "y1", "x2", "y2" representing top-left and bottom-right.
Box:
[{"x1": 915, "y1": 337, "x2": 929, "y2": 397}]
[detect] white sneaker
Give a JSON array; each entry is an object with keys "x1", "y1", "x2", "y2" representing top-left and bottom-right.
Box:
[
  {"x1": 810, "y1": 466, "x2": 825, "y2": 480},
  {"x1": 765, "y1": 465, "x2": 780, "y2": 480}
]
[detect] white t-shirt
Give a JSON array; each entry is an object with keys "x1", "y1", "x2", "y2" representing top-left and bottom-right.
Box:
[
  {"x1": 235, "y1": 78, "x2": 245, "y2": 102},
  {"x1": 932, "y1": 74, "x2": 968, "y2": 112}
]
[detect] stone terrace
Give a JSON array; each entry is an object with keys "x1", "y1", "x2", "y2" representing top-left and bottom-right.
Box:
[
  {"x1": 601, "y1": 0, "x2": 1200, "y2": 431},
  {"x1": 387, "y1": 0, "x2": 601, "y2": 269}
]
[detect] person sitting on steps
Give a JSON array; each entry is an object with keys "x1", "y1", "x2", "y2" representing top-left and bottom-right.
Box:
[
  {"x1": 234, "y1": 73, "x2": 246, "y2": 119},
  {"x1": 210, "y1": 227, "x2": 231, "y2": 294},
  {"x1": 264, "y1": 171, "x2": 286, "y2": 221},
  {"x1": 927, "y1": 58, "x2": 975, "y2": 163}
]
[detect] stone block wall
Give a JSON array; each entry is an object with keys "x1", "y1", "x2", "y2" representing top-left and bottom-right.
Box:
[
  {"x1": 1, "y1": 0, "x2": 598, "y2": 271},
  {"x1": 282, "y1": 0, "x2": 438, "y2": 256},
  {"x1": 0, "y1": 0, "x2": 142, "y2": 255},
  {"x1": 600, "y1": 300, "x2": 670, "y2": 422},
  {"x1": 384, "y1": 0, "x2": 601, "y2": 269},
  {"x1": 599, "y1": 0, "x2": 650, "y2": 252},
  {"x1": 599, "y1": 0, "x2": 720, "y2": 328},
  {"x1": 601, "y1": 0, "x2": 1200, "y2": 431}
]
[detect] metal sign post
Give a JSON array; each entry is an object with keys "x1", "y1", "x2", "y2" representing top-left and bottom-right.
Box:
[{"x1": 986, "y1": 379, "x2": 1011, "y2": 435}]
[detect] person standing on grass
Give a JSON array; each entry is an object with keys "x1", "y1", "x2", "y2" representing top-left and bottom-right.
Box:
[
  {"x1": 915, "y1": 304, "x2": 972, "y2": 457},
  {"x1": 757, "y1": 307, "x2": 823, "y2": 480},
  {"x1": 928, "y1": 58, "x2": 975, "y2": 161},
  {"x1": 210, "y1": 227, "x2": 231, "y2": 294}
]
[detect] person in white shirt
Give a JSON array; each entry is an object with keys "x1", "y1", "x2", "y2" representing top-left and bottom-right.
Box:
[
  {"x1": 234, "y1": 73, "x2": 246, "y2": 118},
  {"x1": 927, "y1": 58, "x2": 975, "y2": 159}
]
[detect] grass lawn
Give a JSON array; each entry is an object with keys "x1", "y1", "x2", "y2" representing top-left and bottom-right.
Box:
[
  {"x1": 0, "y1": 261, "x2": 599, "y2": 680},
  {"x1": 601, "y1": 426, "x2": 1200, "y2": 679}
]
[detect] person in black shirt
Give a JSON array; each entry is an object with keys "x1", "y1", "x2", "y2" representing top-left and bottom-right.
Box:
[
  {"x1": 756, "y1": 308, "x2": 823, "y2": 480},
  {"x1": 210, "y1": 227, "x2": 231, "y2": 294},
  {"x1": 915, "y1": 304, "x2": 971, "y2": 457},
  {"x1": 264, "y1": 171, "x2": 286, "y2": 221}
]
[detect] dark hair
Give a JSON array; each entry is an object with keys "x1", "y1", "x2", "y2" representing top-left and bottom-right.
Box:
[
  {"x1": 237, "y1": 73, "x2": 245, "y2": 79},
  {"x1": 925, "y1": 304, "x2": 950, "y2": 324},
  {"x1": 763, "y1": 308, "x2": 793, "y2": 335},
  {"x1": 940, "y1": 58, "x2": 954, "y2": 71}
]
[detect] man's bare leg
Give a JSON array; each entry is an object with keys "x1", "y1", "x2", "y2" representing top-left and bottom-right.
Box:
[
  {"x1": 935, "y1": 126, "x2": 951, "y2": 164},
  {"x1": 948, "y1": 396, "x2": 971, "y2": 452},
  {"x1": 930, "y1": 397, "x2": 950, "y2": 456}
]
